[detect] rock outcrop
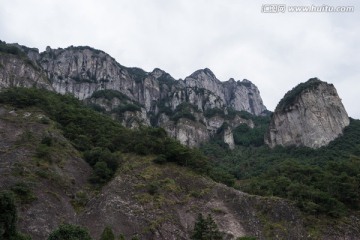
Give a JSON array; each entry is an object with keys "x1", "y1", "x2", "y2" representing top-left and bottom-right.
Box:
[
  {"x1": 265, "y1": 78, "x2": 350, "y2": 148},
  {"x1": 0, "y1": 52, "x2": 51, "y2": 90},
  {"x1": 0, "y1": 41, "x2": 268, "y2": 147}
]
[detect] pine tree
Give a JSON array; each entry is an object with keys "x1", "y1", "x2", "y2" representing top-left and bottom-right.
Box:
[
  {"x1": 0, "y1": 191, "x2": 17, "y2": 239},
  {"x1": 100, "y1": 226, "x2": 115, "y2": 240},
  {"x1": 191, "y1": 213, "x2": 223, "y2": 240}
]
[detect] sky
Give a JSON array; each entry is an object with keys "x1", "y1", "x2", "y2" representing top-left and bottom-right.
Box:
[{"x1": 0, "y1": 0, "x2": 359, "y2": 118}]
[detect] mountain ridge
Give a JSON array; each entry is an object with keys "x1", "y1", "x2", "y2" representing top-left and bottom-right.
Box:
[{"x1": 0, "y1": 40, "x2": 268, "y2": 148}]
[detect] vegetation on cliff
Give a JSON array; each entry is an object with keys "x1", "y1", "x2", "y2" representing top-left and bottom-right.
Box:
[
  {"x1": 202, "y1": 117, "x2": 360, "y2": 218},
  {"x1": 275, "y1": 78, "x2": 322, "y2": 112},
  {"x1": 0, "y1": 87, "x2": 233, "y2": 186}
]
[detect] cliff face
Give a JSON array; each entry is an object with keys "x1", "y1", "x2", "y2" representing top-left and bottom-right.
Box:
[
  {"x1": 0, "y1": 42, "x2": 268, "y2": 147},
  {"x1": 265, "y1": 78, "x2": 350, "y2": 148},
  {"x1": 0, "y1": 52, "x2": 51, "y2": 90}
]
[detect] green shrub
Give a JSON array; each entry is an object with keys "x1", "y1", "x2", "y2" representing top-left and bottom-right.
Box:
[
  {"x1": 112, "y1": 103, "x2": 141, "y2": 114},
  {"x1": 233, "y1": 124, "x2": 266, "y2": 147},
  {"x1": 11, "y1": 182, "x2": 37, "y2": 204},
  {"x1": 191, "y1": 213, "x2": 223, "y2": 240},
  {"x1": 41, "y1": 136, "x2": 53, "y2": 146},
  {"x1": 147, "y1": 182, "x2": 159, "y2": 195},
  {"x1": 87, "y1": 103, "x2": 106, "y2": 113},
  {"x1": 90, "y1": 161, "x2": 114, "y2": 184},
  {"x1": 170, "y1": 103, "x2": 198, "y2": 122},
  {"x1": 153, "y1": 155, "x2": 167, "y2": 164},
  {"x1": 100, "y1": 226, "x2": 115, "y2": 240},
  {"x1": 35, "y1": 144, "x2": 51, "y2": 159},
  {"x1": 203, "y1": 108, "x2": 224, "y2": 118},
  {"x1": 0, "y1": 41, "x2": 22, "y2": 56},
  {"x1": 0, "y1": 191, "x2": 17, "y2": 239}
]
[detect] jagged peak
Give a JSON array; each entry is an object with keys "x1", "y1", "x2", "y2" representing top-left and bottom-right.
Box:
[
  {"x1": 151, "y1": 68, "x2": 176, "y2": 82},
  {"x1": 223, "y1": 78, "x2": 255, "y2": 88},
  {"x1": 188, "y1": 68, "x2": 217, "y2": 80},
  {"x1": 152, "y1": 68, "x2": 165, "y2": 73},
  {"x1": 237, "y1": 79, "x2": 255, "y2": 88},
  {"x1": 41, "y1": 45, "x2": 109, "y2": 58},
  {"x1": 242, "y1": 79, "x2": 252, "y2": 84}
]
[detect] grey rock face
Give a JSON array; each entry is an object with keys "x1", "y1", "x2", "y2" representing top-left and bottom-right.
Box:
[
  {"x1": 36, "y1": 47, "x2": 266, "y2": 147},
  {"x1": 0, "y1": 53, "x2": 51, "y2": 90},
  {"x1": 265, "y1": 79, "x2": 350, "y2": 149},
  {"x1": 223, "y1": 126, "x2": 235, "y2": 150},
  {"x1": 161, "y1": 118, "x2": 210, "y2": 147},
  {"x1": 184, "y1": 69, "x2": 267, "y2": 115}
]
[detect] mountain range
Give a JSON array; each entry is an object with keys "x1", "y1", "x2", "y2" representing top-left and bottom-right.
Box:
[{"x1": 0, "y1": 40, "x2": 359, "y2": 240}]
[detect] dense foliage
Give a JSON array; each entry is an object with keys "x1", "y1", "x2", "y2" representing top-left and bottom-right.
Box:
[
  {"x1": 125, "y1": 67, "x2": 148, "y2": 83},
  {"x1": 207, "y1": 109, "x2": 270, "y2": 148},
  {"x1": 47, "y1": 224, "x2": 92, "y2": 240},
  {"x1": 90, "y1": 90, "x2": 143, "y2": 116},
  {"x1": 276, "y1": 78, "x2": 321, "y2": 112},
  {"x1": 202, "y1": 118, "x2": 360, "y2": 217},
  {"x1": 171, "y1": 102, "x2": 198, "y2": 122},
  {"x1": 0, "y1": 41, "x2": 23, "y2": 56},
  {"x1": 0, "y1": 191, "x2": 17, "y2": 239},
  {"x1": 0, "y1": 191, "x2": 30, "y2": 240}
]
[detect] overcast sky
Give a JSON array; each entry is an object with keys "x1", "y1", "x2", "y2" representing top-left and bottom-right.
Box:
[{"x1": 1, "y1": 0, "x2": 359, "y2": 118}]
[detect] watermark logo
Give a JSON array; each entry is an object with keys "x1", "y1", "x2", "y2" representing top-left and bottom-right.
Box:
[
  {"x1": 261, "y1": 4, "x2": 355, "y2": 13},
  {"x1": 261, "y1": 4, "x2": 286, "y2": 13}
]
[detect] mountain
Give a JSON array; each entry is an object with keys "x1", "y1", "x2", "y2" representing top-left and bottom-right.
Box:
[
  {"x1": 265, "y1": 78, "x2": 350, "y2": 148},
  {"x1": 0, "y1": 41, "x2": 267, "y2": 148},
  {"x1": 1, "y1": 41, "x2": 360, "y2": 240}
]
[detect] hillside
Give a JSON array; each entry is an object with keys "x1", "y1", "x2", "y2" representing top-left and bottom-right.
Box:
[
  {"x1": 201, "y1": 112, "x2": 360, "y2": 239},
  {"x1": 0, "y1": 88, "x2": 307, "y2": 240}
]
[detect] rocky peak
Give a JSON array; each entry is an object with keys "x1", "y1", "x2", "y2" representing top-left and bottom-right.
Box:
[
  {"x1": 151, "y1": 68, "x2": 166, "y2": 78},
  {"x1": 189, "y1": 68, "x2": 217, "y2": 80},
  {"x1": 265, "y1": 78, "x2": 350, "y2": 149}
]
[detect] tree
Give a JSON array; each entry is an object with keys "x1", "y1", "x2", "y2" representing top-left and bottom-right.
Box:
[
  {"x1": 0, "y1": 191, "x2": 32, "y2": 240},
  {"x1": 47, "y1": 224, "x2": 92, "y2": 240},
  {"x1": 100, "y1": 226, "x2": 115, "y2": 240},
  {"x1": 191, "y1": 213, "x2": 223, "y2": 240},
  {"x1": 0, "y1": 191, "x2": 17, "y2": 239}
]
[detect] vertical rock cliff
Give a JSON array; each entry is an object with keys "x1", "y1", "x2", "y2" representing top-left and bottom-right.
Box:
[
  {"x1": 0, "y1": 45, "x2": 51, "y2": 90},
  {"x1": 265, "y1": 78, "x2": 350, "y2": 148}
]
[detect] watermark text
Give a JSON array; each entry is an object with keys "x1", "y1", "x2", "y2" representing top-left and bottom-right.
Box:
[{"x1": 261, "y1": 4, "x2": 355, "y2": 13}]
